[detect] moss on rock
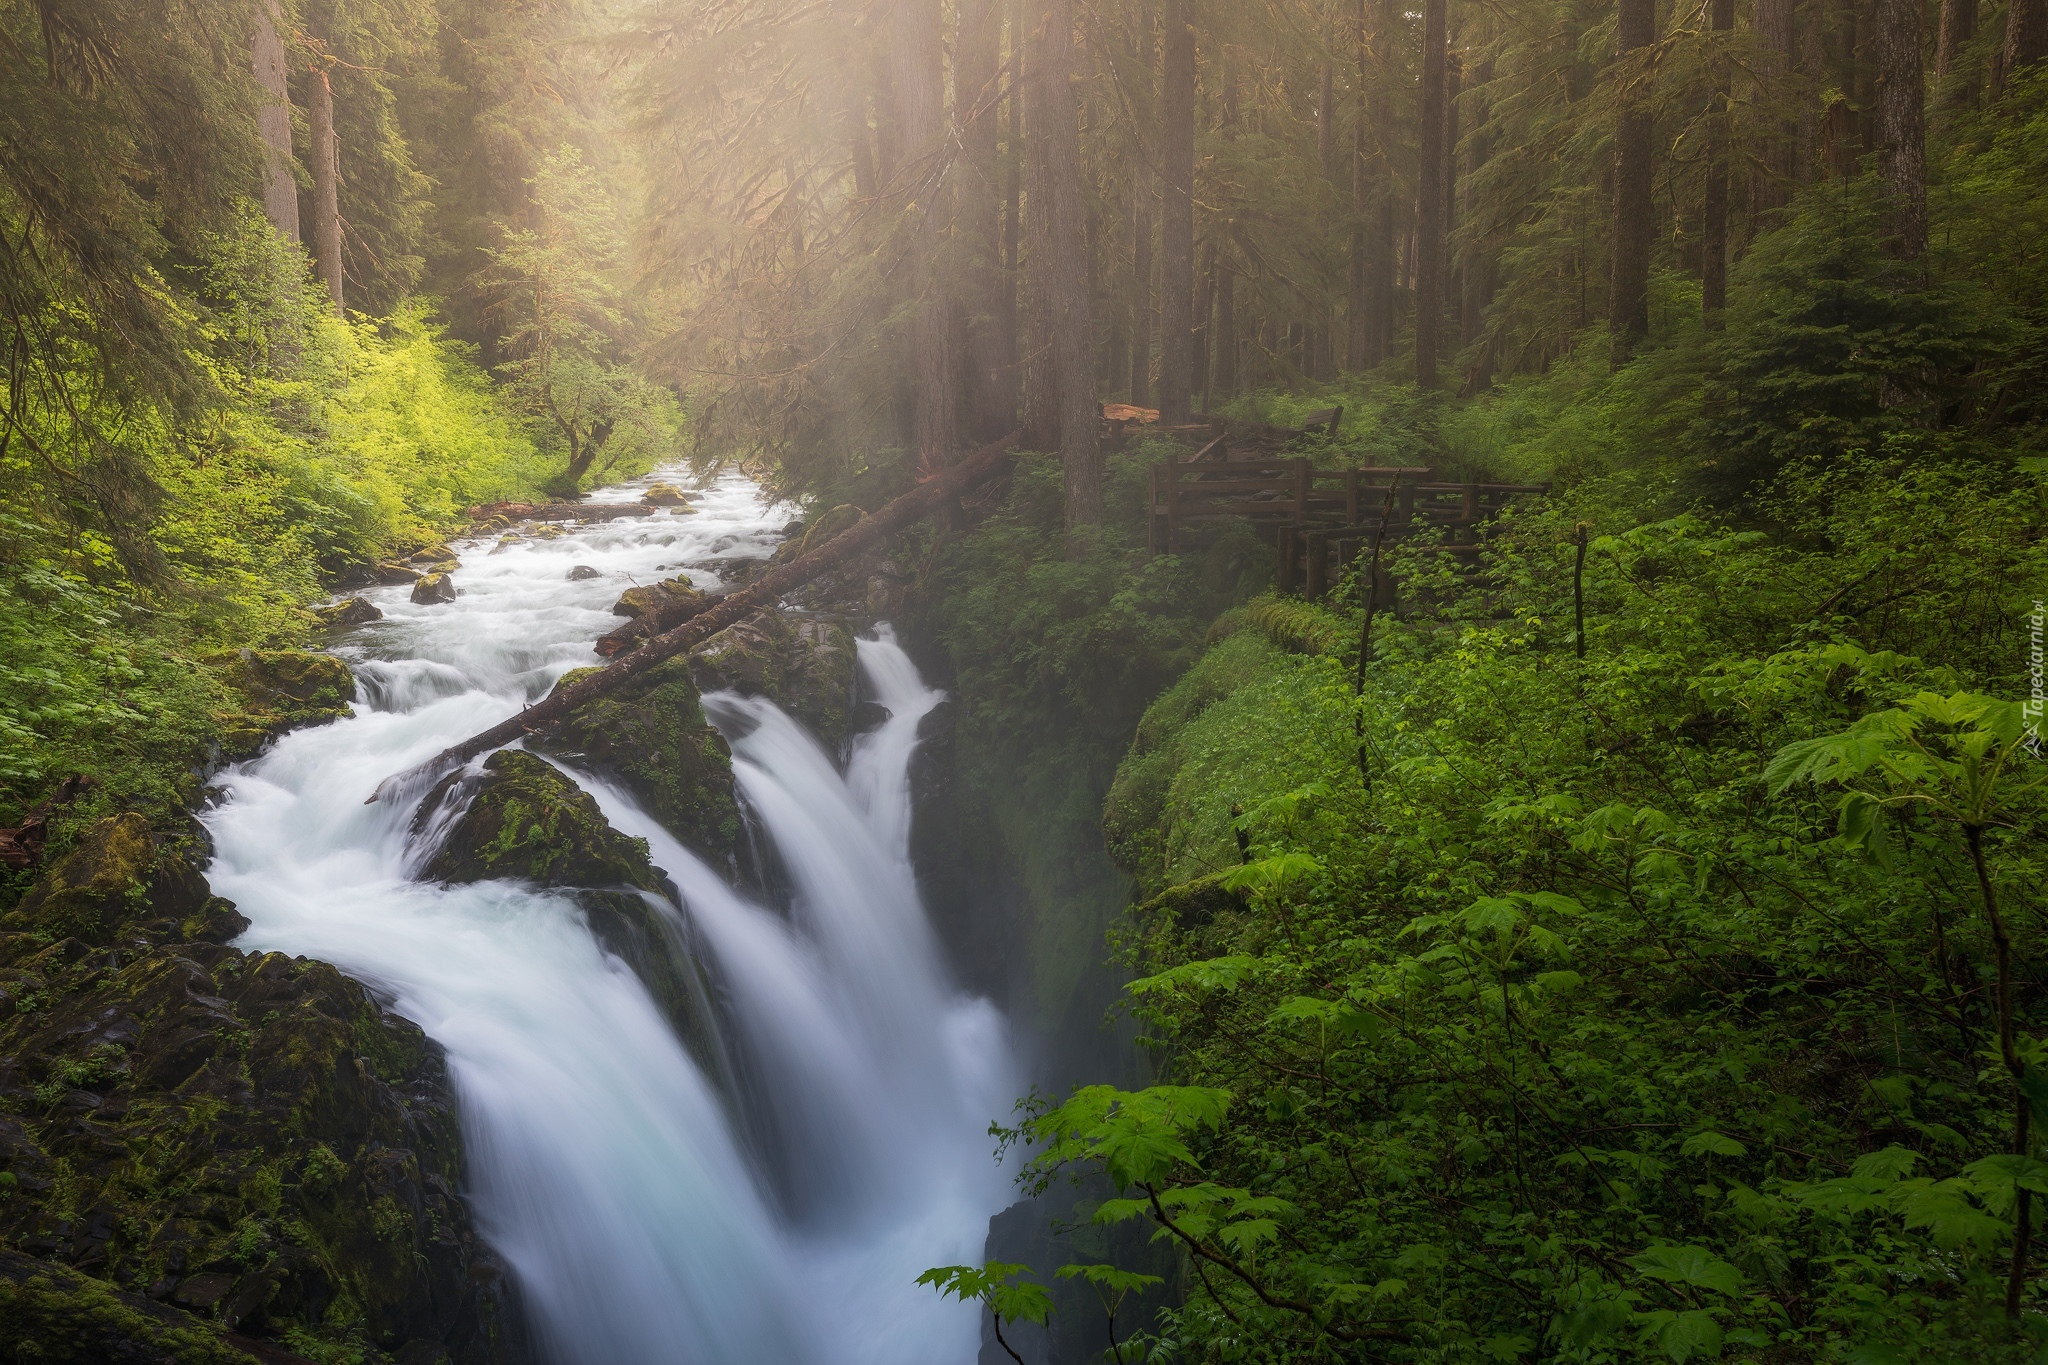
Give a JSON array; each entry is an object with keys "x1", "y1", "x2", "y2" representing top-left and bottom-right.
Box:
[
  {"x1": 205, "y1": 652, "x2": 357, "y2": 761},
  {"x1": 419, "y1": 751, "x2": 658, "y2": 889},
  {"x1": 0, "y1": 876, "x2": 518, "y2": 1363},
  {"x1": 0, "y1": 1247, "x2": 263, "y2": 1364},
  {"x1": 689, "y1": 611, "x2": 857, "y2": 751},
  {"x1": 533, "y1": 661, "x2": 741, "y2": 866}
]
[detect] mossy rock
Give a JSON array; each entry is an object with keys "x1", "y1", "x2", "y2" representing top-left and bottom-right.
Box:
[
  {"x1": 0, "y1": 1247, "x2": 261, "y2": 1363},
  {"x1": 689, "y1": 611, "x2": 857, "y2": 750},
  {"x1": 203, "y1": 652, "x2": 355, "y2": 760},
  {"x1": 0, "y1": 934, "x2": 517, "y2": 1362},
  {"x1": 533, "y1": 660, "x2": 741, "y2": 866},
  {"x1": 610, "y1": 577, "x2": 706, "y2": 620},
  {"x1": 639, "y1": 484, "x2": 695, "y2": 507},
  {"x1": 772, "y1": 503, "x2": 864, "y2": 562},
  {"x1": 0, "y1": 815, "x2": 220, "y2": 947},
  {"x1": 410, "y1": 573, "x2": 457, "y2": 606},
  {"x1": 1134, "y1": 871, "x2": 1246, "y2": 932},
  {"x1": 312, "y1": 596, "x2": 382, "y2": 628},
  {"x1": 419, "y1": 751, "x2": 660, "y2": 889}
]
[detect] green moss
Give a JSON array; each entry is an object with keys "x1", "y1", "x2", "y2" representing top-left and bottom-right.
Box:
[
  {"x1": 535, "y1": 658, "x2": 742, "y2": 864},
  {"x1": 0, "y1": 1257, "x2": 260, "y2": 1364},
  {"x1": 687, "y1": 611, "x2": 857, "y2": 749},
  {"x1": 1, "y1": 814, "x2": 154, "y2": 944},
  {"x1": 423, "y1": 750, "x2": 660, "y2": 888}
]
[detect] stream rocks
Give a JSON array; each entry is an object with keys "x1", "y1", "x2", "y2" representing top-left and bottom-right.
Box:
[
  {"x1": 206, "y1": 651, "x2": 358, "y2": 760},
  {"x1": 688, "y1": 611, "x2": 858, "y2": 751},
  {"x1": 530, "y1": 662, "x2": 741, "y2": 866},
  {"x1": 314, "y1": 596, "x2": 383, "y2": 628},
  {"x1": 410, "y1": 751, "x2": 726, "y2": 1092},
  {"x1": 417, "y1": 752, "x2": 659, "y2": 890},
  {"x1": 410, "y1": 573, "x2": 457, "y2": 605},
  {"x1": 0, "y1": 816, "x2": 522, "y2": 1365}
]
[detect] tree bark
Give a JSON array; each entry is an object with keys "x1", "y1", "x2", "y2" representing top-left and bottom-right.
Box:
[
  {"x1": 372, "y1": 433, "x2": 1025, "y2": 805},
  {"x1": 1367, "y1": 0, "x2": 1397, "y2": 365},
  {"x1": 1610, "y1": 0, "x2": 1655, "y2": 367},
  {"x1": 1031, "y1": 0, "x2": 1100, "y2": 541},
  {"x1": 1000, "y1": 0, "x2": 1023, "y2": 417},
  {"x1": 1415, "y1": 0, "x2": 1447, "y2": 388},
  {"x1": 1158, "y1": 0, "x2": 1197, "y2": 423},
  {"x1": 1753, "y1": 0, "x2": 1798, "y2": 217},
  {"x1": 1443, "y1": 50, "x2": 1462, "y2": 360},
  {"x1": 1937, "y1": 0, "x2": 1977, "y2": 78},
  {"x1": 251, "y1": 0, "x2": 300, "y2": 243},
  {"x1": 1346, "y1": 0, "x2": 1369, "y2": 370},
  {"x1": 1702, "y1": 0, "x2": 1734, "y2": 318},
  {"x1": 1194, "y1": 240, "x2": 1215, "y2": 403},
  {"x1": 1214, "y1": 255, "x2": 1237, "y2": 396},
  {"x1": 1877, "y1": 0, "x2": 1928, "y2": 259},
  {"x1": 2007, "y1": 0, "x2": 2048, "y2": 82},
  {"x1": 1460, "y1": 56, "x2": 1494, "y2": 368},
  {"x1": 958, "y1": 0, "x2": 1012, "y2": 440},
  {"x1": 309, "y1": 66, "x2": 344, "y2": 315},
  {"x1": 889, "y1": 0, "x2": 960, "y2": 479},
  {"x1": 1129, "y1": 3, "x2": 1155, "y2": 405},
  {"x1": 1020, "y1": 9, "x2": 1056, "y2": 452}
]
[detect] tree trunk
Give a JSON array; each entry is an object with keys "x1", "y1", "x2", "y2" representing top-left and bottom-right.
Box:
[
  {"x1": 1443, "y1": 50, "x2": 1462, "y2": 359},
  {"x1": 1368, "y1": 0, "x2": 1397, "y2": 365},
  {"x1": 375, "y1": 432, "x2": 1025, "y2": 805},
  {"x1": 2007, "y1": 0, "x2": 2048, "y2": 82},
  {"x1": 1318, "y1": 62, "x2": 1336, "y2": 180},
  {"x1": 1702, "y1": 0, "x2": 1734, "y2": 318},
  {"x1": 1347, "y1": 0, "x2": 1369, "y2": 370},
  {"x1": 1158, "y1": 0, "x2": 1197, "y2": 423},
  {"x1": 1610, "y1": 0, "x2": 1655, "y2": 366},
  {"x1": 1798, "y1": 0, "x2": 1827, "y2": 185},
  {"x1": 1460, "y1": 56, "x2": 1494, "y2": 367},
  {"x1": 958, "y1": 0, "x2": 1012, "y2": 440},
  {"x1": 1414, "y1": 0, "x2": 1447, "y2": 388},
  {"x1": 1877, "y1": 0, "x2": 1928, "y2": 259},
  {"x1": 251, "y1": 0, "x2": 299, "y2": 243},
  {"x1": 1215, "y1": 256, "x2": 1237, "y2": 397},
  {"x1": 1129, "y1": 3, "x2": 1155, "y2": 405},
  {"x1": 309, "y1": 66, "x2": 344, "y2": 316},
  {"x1": 1752, "y1": 0, "x2": 1797, "y2": 217},
  {"x1": 1000, "y1": 0, "x2": 1022, "y2": 418},
  {"x1": 1032, "y1": 0, "x2": 1100, "y2": 541},
  {"x1": 889, "y1": 0, "x2": 960, "y2": 478},
  {"x1": 1937, "y1": 0, "x2": 1977, "y2": 79},
  {"x1": 1020, "y1": 11, "x2": 1056, "y2": 452},
  {"x1": 1194, "y1": 241, "x2": 1215, "y2": 404}
]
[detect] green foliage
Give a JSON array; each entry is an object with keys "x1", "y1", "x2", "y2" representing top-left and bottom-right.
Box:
[
  {"x1": 1018, "y1": 441, "x2": 2048, "y2": 1362},
  {"x1": 1, "y1": 204, "x2": 545, "y2": 837}
]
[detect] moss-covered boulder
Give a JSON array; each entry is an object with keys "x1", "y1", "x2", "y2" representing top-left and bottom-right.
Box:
[
  {"x1": 0, "y1": 912, "x2": 518, "y2": 1362},
  {"x1": 689, "y1": 611, "x2": 857, "y2": 750},
  {"x1": 312, "y1": 596, "x2": 382, "y2": 628},
  {"x1": 418, "y1": 751, "x2": 658, "y2": 889},
  {"x1": 205, "y1": 651, "x2": 356, "y2": 760},
  {"x1": 0, "y1": 816, "x2": 227, "y2": 948},
  {"x1": 639, "y1": 484, "x2": 695, "y2": 507},
  {"x1": 0, "y1": 1247, "x2": 268, "y2": 1364},
  {"x1": 532, "y1": 662, "x2": 741, "y2": 866},
  {"x1": 610, "y1": 577, "x2": 706, "y2": 620},
  {"x1": 410, "y1": 573, "x2": 456, "y2": 606}
]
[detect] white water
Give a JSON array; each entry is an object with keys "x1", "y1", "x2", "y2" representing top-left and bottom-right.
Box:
[{"x1": 201, "y1": 471, "x2": 1018, "y2": 1364}]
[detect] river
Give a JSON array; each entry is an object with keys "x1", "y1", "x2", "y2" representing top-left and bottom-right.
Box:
[{"x1": 200, "y1": 469, "x2": 1019, "y2": 1364}]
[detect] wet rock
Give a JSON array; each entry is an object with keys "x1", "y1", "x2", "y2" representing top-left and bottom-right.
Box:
[
  {"x1": 533, "y1": 662, "x2": 741, "y2": 866},
  {"x1": 312, "y1": 596, "x2": 382, "y2": 628},
  {"x1": 848, "y1": 701, "x2": 893, "y2": 734},
  {"x1": 689, "y1": 610, "x2": 858, "y2": 749},
  {"x1": 0, "y1": 914, "x2": 522, "y2": 1363},
  {"x1": 372, "y1": 561, "x2": 421, "y2": 585},
  {"x1": 408, "y1": 544, "x2": 460, "y2": 573},
  {"x1": 610, "y1": 577, "x2": 706, "y2": 620},
  {"x1": 640, "y1": 484, "x2": 696, "y2": 507},
  {"x1": 0, "y1": 814, "x2": 156, "y2": 944},
  {"x1": 205, "y1": 651, "x2": 355, "y2": 760},
  {"x1": 566, "y1": 565, "x2": 602, "y2": 581},
  {"x1": 417, "y1": 751, "x2": 660, "y2": 890},
  {"x1": 0, "y1": 1245, "x2": 269, "y2": 1363},
  {"x1": 411, "y1": 573, "x2": 457, "y2": 606}
]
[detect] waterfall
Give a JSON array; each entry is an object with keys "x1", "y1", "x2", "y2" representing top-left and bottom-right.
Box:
[{"x1": 201, "y1": 473, "x2": 1017, "y2": 1365}]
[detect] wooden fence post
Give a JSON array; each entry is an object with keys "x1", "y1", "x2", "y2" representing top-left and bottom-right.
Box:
[{"x1": 1305, "y1": 530, "x2": 1327, "y2": 598}]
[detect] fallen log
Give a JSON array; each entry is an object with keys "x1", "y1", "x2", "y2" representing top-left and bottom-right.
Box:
[
  {"x1": 594, "y1": 592, "x2": 714, "y2": 657},
  {"x1": 369, "y1": 431, "x2": 1021, "y2": 803}
]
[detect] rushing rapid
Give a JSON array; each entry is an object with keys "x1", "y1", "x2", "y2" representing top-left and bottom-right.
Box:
[{"x1": 200, "y1": 472, "x2": 1018, "y2": 1364}]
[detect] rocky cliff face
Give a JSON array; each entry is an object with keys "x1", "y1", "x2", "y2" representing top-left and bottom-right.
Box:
[{"x1": 0, "y1": 808, "x2": 524, "y2": 1365}]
